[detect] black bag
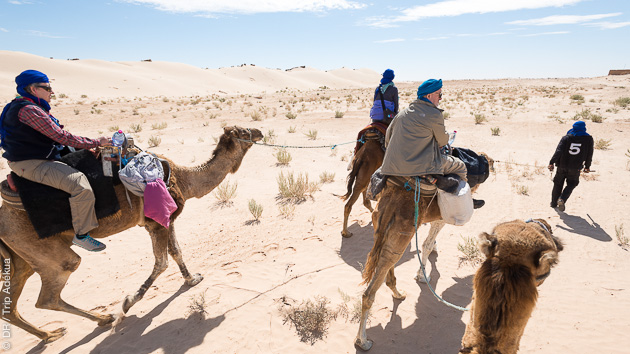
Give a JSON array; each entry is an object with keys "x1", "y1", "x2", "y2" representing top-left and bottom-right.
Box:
[{"x1": 378, "y1": 88, "x2": 395, "y2": 124}]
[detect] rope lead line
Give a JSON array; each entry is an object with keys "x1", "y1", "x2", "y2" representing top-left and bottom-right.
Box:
[
  {"x1": 413, "y1": 177, "x2": 469, "y2": 312},
  {"x1": 236, "y1": 138, "x2": 358, "y2": 149}
]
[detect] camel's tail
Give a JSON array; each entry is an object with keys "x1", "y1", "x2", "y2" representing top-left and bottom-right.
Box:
[
  {"x1": 338, "y1": 157, "x2": 361, "y2": 201},
  {"x1": 361, "y1": 200, "x2": 397, "y2": 285}
]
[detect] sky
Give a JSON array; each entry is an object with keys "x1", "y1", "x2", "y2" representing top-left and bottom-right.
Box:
[{"x1": 1, "y1": 0, "x2": 629, "y2": 81}]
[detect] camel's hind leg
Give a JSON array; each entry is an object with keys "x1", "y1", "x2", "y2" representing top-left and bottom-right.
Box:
[
  {"x1": 362, "y1": 190, "x2": 374, "y2": 212},
  {"x1": 416, "y1": 220, "x2": 446, "y2": 283},
  {"x1": 355, "y1": 231, "x2": 414, "y2": 351},
  {"x1": 166, "y1": 225, "x2": 203, "y2": 286},
  {"x1": 0, "y1": 246, "x2": 67, "y2": 342},
  {"x1": 342, "y1": 162, "x2": 375, "y2": 238},
  {"x1": 34, "y1": 246, "x2": 116, "y2": 327},
  {"x1": 342, "y1": 186, "x2": 364, "y2": 238}
]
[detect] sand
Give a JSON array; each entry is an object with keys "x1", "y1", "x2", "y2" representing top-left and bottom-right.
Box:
[{"x1": 1, "y1": 51, "x2": 629, "y2": 354}]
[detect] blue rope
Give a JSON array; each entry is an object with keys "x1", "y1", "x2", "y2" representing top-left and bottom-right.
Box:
[
  {"x1": 237, "y1": 138, "x2": 358, "y2": 149},
  {"x1": 413, "y1": 176, "x2": 469, "y2": 312}
]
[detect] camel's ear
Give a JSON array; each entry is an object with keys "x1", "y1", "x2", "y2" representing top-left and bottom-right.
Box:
[
  {"x1": 478, "y1": 232, "x2": 497, "y2": 258},
  {"x1": 223, "y1": 126, "x2": 235, "y2": 135},
  {"x1": 537, "y1": 250, "x2": 559, "y2": 269}
]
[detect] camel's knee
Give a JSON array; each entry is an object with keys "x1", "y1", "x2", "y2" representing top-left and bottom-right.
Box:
[{"x1": 61, "y1": 254, "x2": 81, "y2": 273}]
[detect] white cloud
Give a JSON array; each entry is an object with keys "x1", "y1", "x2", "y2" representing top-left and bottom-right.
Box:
[
  {"x1": 120, "y1": 0, "x2": 365, "y2": 14},
  {"x1": 507, "y1": 13, "x2": 621, "y2": 26},
  {"x1": 27, "y1": 30, "x2": 67, "y2": 39},
  {"x1": 414, "y1": 36, "x2": 450, "y2": 41},
  {"x1": 0, "y1": 28, "x2": 8, "y2": 32},
  {"x1": 519, "y1": 31, "x2": 570, "y2": 37},
  {"x1": 583, "y1": 21, "x2": 630, "y2": 29},
  {"x1": 367, "y1": 0, "x2": 584, "y2": 27},
  {"x1": 374, "y1": 38, "x2": 405, "y2": 43},
  {"x1": 9, "y1": 1, "x2": 33, "y2": 4}
]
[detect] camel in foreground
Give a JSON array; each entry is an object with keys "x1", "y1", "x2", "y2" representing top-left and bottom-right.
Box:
[
  {"x1": 460, "y1": 219, "x2": 563, "y2": 354},
  {"x1": 0, "y1": 126, "x2": 263, "y2": 343},
  {"x1": 341, "y1": 140, "x2": 493, "y2": 286}
]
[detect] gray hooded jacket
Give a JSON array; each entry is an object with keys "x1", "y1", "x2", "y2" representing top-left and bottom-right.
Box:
[{"x1": 381, "y1": 99, "x2": 449, "y2": 176}]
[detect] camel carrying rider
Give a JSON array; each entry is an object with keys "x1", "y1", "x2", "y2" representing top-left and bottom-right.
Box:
[
  {"x1": 380, "y1": 78, "x2": 484, "y2": 208},
  {"x1": 0, "y1": 70, "x2": 111, "y2": 252}
]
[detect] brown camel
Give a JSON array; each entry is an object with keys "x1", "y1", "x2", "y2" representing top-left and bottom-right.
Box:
[
  {"x1": 0, "y1": 126, "x2": 263, "y2": 343},
  {"x1": 460, "y1": 219, "x2": 563, "y2": 354},
  {"x1": 340, "y1": 138, "x2": 384, "y2": 238}
]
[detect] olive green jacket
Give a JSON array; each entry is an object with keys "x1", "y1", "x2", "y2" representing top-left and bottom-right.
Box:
[{"x1": 381, "y1": 99, "x2": 449, "y2": 176}]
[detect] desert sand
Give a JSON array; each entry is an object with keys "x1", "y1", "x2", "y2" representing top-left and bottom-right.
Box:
[{"x1": 1, "y1": 51, "x2": 629, "y2": 354}]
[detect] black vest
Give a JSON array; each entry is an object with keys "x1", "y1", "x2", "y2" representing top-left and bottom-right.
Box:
[{"x1": 1, "y1": 99, "x2": 63, "y2": 161}]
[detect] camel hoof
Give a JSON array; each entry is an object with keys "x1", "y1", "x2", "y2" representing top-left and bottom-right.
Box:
[
  {"x1": 97, "y1": 314, "x2": 116, "y2": 327},
  {"x1": 415, "y1": 273, "x2": 431, "y2": 284},
  {"x1": 355, "y1": 337, "x2": 373, "y2": 351},
  {"x1": 341, "y1": 230, "x2": 353, "y2": 238},
  {"x1": 43, "y1": 327, "x2": 67, "y2": 343},
  {"x1": 392, "y1": 290, "x2": 407, "y2": 300},
  {"x1": 186, "y1": 273, "x2": 204, "y2": 287},
  {"x1": 122, "y1": 295, "x2": 135, "y2": 314}
]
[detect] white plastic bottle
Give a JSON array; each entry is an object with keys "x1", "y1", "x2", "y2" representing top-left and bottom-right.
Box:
[{"x1": 112, "y1": 130, "x2": 125, "y2": 147}]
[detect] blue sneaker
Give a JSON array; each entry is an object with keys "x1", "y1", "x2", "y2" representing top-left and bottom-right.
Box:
[{"x1": 72, "y1": 234, "x2": 106, "y2": 252}]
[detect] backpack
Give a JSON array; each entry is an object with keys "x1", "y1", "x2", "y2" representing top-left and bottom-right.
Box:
[{"x1": 118, "y1": 152, "x2": 164, "y2": 197}]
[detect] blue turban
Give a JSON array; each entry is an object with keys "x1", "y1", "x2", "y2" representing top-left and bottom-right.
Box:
[
  {"x1": 567, "y1": 120, "x2": 590, "y2": 137},
  {"x1": 14, "y1": 70, "x2": 51, "y2": 112},
  {"x1": 380, "y1": 69, "x2": 395, "y2": 85},
  {"x1": 417, "y1": 79, "x2": 442, "y2": 99}
]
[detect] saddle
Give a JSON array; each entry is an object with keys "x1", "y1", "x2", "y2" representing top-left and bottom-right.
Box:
[
  {"x1": 1, "y1": 149, "x2": 120, "y2": 239},
  {"x1": 354, "y1": 122, "x2": 388, "y2": 154}
]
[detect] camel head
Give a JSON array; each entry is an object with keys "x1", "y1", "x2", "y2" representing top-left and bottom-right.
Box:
[
  {"x1": 213, "y1": 126, "x2": 263, "y2": 173},
  {"x1": 222, "y1": 126, "x2": 264, "y2": 145},
  {"x1": 478, "y1": 218, "x2": 562, "y2": 287}
]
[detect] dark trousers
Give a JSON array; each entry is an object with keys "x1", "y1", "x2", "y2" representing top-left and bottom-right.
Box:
[{"x1": 551, "y1": 167, "x2": 580, "y2": 205}]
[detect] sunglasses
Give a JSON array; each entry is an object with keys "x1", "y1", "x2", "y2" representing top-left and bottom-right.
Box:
[{"x1": 35, "y1": 85, "x2": 53, "y2": 92}]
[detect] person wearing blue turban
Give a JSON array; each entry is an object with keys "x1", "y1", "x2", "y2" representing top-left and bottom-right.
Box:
[
  {"x1": 548, "y1": 120, "x2": 594, "y2": 211},
  {"x1": 0, "y1": 70, "x2": 111, "y2": 251},
  {"x1": 369, "y1": 69, "x2": 399, "y2": 124}
]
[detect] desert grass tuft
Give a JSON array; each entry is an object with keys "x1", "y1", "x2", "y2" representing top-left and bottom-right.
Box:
[
  {"x1": 594, "y1": 138, "x2": 611, "y2": 150},
  {"x1": 613, "y1": 96, "x2": 630, "y2": 108},
  {"x1": 129, "y1": 123, "x2": 142, "y2": 133},
  {"x1": 457, "y1": 235, "x2": 483, "y2": 268},
  {"x1": 248, "y1": 199, "x2": 263, "y2": 221},
  {"x1": 304, "y1": 129, "x2": 318, "y2": 140},
  {"x1": 274, "y1": 147, "x2": 292, "y2": 165},
  {"x1": 319, "y1": 171, "x2": 335, "y2": 183},
  {"x1": 277, "y1": 171, "x2": 320, "y2": 201},
  {"x1": 151, "y1": 122, "x2": 168, "y2": 130},
  {"x1": 490, "y1": 127, "x2": 500, "y2": 136},
  {"x1": 615, "y1": 224, "x2": 629, "y2": 250},
  {"x1": 148, "y1": 135, "x2": 161, "y2": 147},
  {"x1": 474, "y1": 113, "x2": 486, "y2": 124},
  {"x1": 278, "y1": 204, "x2": 296, "y2": 219},
  {"x1": 214, "y1": 180, "x2": 237, "y2": 206},
  {"x1": 334, "y1": 110, "x2": 345, "y2": 118},
  {"x1": 186, "y1": 290, "x2": 209, "y2": 318}
]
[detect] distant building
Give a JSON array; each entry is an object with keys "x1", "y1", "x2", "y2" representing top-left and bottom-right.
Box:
[{"x1": 608, "y1": 70, "x2": 630, "y2": 75}]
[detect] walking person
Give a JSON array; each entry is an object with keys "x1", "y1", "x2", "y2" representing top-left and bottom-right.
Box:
[{"x1": 548, "y1": 120, "x2": 594, "y2": 211}]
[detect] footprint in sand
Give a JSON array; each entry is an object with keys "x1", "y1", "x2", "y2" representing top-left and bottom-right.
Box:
[
  {"x1": 221, "y1": 260, "x2": 242, "y2": 269},
  {"x1": 249, "y1": 251, "x2": 267, "y2": 261},
  {"x1": 226, "y1": 271, "x2": 242, "y2": 282},
  {"x1": 303, "y1": 235, "x2": 322, "y2": 242}
]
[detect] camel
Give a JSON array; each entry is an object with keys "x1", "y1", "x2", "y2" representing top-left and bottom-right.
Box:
[
  {"x1": 459, "y1": 219, "x2": 563, "y2": 354},
  {"x1": 341, "y1": 141, "x2": 493, "y2": 286},
  {"x1": 340, "y1": 138, "x2": 384, "y2": 238},
  {"x1": 0, "y1": 126, "x2": 263, "y2": 343}
]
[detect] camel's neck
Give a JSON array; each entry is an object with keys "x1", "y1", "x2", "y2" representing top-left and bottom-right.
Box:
[{"x1": 177, "y1": 141, "x2": 248, "y2": 200}]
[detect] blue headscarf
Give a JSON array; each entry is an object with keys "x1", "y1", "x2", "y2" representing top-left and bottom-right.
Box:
[
  {"x1": 380, "y1": 69, "x2": 395, "y2": 85},
  {"x1": 417, "y1": 79, "x2": 442, "y2": 104},
  {"x1": 1, "y1": 70, "x2": 55, "y2": 148},
  {"x1": 567, "y1": 120, "x2": 590, "y2": 137},
  {"x1": 15, "y1": 70, "x2": 52, "y2": 112}
]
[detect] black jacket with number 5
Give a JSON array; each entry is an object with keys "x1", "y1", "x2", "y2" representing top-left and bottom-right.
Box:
[{"x1": 549, "y1": 134, "x2": 594, "y2": 170}]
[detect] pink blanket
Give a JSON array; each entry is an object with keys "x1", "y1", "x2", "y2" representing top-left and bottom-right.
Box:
[{"x1": 144, "y1": 179, "x2": 177, "y2": 228}]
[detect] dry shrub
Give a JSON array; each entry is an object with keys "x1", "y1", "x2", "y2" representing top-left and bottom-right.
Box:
[
  {"x1": 277, "y1": 171, "x2": 320, "y2": 201},
  {"x1": 595, "y1": 138, "x2": 611, "y2": 150},
  {"x1": 474, "y1": 113, "x2": 486, "y2": 124},
  {"x1": 214, "y1": 180, "x2": 237, "y2": 205},
  {"x1": 616, "y1": 224, "x2": 629, "y2": 250},
  {"x1": 148, "y1": 135, "x2": 161, "y2": 147},
  {"x1": 491, "y1": 127, "x2": 500, "y2": 136},
  {"x1": 457, "y1": 235, "x2": 483, "y2": 268},
  {"x1": 279, "y1": 295, "x2": 338, "y2": 345},
  {"x1": 278, "y1": 204, "x2": 295, "y2": 219},
  {"x1": 337, "y1": 289, "x2": 368, "y2": 324},
  {"x1": 248, "y1": 199, "x2": 263, "y2": 221},
  {"x1": 275, "y1": 148, "x2": 292, "y2": 166},
  {"x1": 319, "y1": 171, "x2": 335, "y2": 183}
]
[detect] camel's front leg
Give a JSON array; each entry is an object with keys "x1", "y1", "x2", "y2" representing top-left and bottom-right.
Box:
[
  {"x1": 342, "y1": 189, "x2": 362, "y2": 238},
  {"x1": 167, "y1": 225, "x2": 203, "y2": 286},
  {"x1": 362, "y1": 190, "x2": 374, "y2": 213},
  {"x1": 416, "y1": 220, "x2": 446, "y2": 283},
  {"x1": 123, "y1": 224, "x2": 169, "y2": 313}
]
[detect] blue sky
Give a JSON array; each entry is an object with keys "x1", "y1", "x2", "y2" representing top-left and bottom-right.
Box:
[{"x1": 1, "y1": 0, "x2": 629, "y2": 80}]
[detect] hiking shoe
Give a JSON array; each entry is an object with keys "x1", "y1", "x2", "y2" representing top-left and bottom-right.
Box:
[
  {"x1": 473, "y1": 199, "x2": 485, "y2": 209},
  {"x1": 557, "y1": 199, "x2": 566, "y2": 212},
  {"x1": 73, "y1": 234, "x2": 106, "y2": 252}
]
